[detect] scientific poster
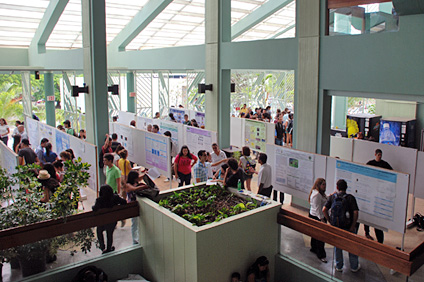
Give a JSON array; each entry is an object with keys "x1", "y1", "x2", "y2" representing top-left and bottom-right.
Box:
[
  {"x1": 245, "y1": 120, "x2": 267, "y2": 152},
  {"x1": 194, "y1": 111, "x2": 205, "y2": 127},
  {"x1": 160, "y1": 121, "x2": 180, "y2": 148},
  {"x1": 25, "y1": 117, "x2": 39, "y2": 146},
  {"x1": 274, "y1": 147, "x2": 315, "y2": 194},
  {"x1": 117, "y1": 125, "x2": 134, "y2": 155},
  {"x1": 145, "y1": 134, "x2": 168, "y2": 172},
  {"x1": 39, "y1": 123, "x2": 55, "y2": 150},
  {"x1": 169, "y1": 108, "x2": 185, "y2": 123},
  {"x1": 136, "y1": 116, "x2": 152, "y2": 131},
  {"x1": 186, "y1": 127, "x2": 213, "y2": 155},
  {"x1": 55, "y1": 130, "x2": 70, "y2": 154},
  {"x1": 335, "y1": 160, "x2": 397, "y2": 221}
]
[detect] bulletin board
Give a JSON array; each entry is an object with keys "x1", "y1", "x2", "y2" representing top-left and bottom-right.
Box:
[
  {"x1": 185, "y1": 126, "x2": 218, "y2": 156},
  {"x1": 245, "y1": 120, "x2": 267, "y2": 153}
]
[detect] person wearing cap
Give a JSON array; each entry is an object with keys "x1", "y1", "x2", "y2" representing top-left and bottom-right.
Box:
[
  {"x1": 18, "y1": 139, "x2": 40, "y2": 165},
  {"x1": 35, "y1": 138, "x2": 49, "y2": 164},
  {"x1": 38, "y1": 170, "x2": 60, "y2": 203}
]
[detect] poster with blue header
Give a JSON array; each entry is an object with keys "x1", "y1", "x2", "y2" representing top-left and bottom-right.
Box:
[
  {"x1": 169, "y1": 108, "x2": 185, "y2": 123},
  {"x1": 56, "y1": 130, "x2": 70, "y2": 154},
  {"x1": 379, "y1": 120, "x2": 400, "y2": 146}
]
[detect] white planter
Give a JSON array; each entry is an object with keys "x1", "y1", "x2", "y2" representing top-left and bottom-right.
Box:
[{"x1": 138, "y1": 187, "x2": 281, "y2": 282}]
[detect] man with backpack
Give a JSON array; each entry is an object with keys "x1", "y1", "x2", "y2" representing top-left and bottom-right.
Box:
[{"x1": 323, "y1": 179, "x2": 360, "y2": 273}]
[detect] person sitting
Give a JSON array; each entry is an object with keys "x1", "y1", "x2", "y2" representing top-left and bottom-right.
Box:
[
  {"x1": 223, "y1": 158, "x2": 244, "y2": 189},
  {"x1": 246, "y1": 256, "x2": 270, "y2": 282},
  {"x1": 92, "y1": 184, "x2": 127, "y2": 254},
  {"x1": 212, "y1": 163, "x2": 228, "y2": 184}
]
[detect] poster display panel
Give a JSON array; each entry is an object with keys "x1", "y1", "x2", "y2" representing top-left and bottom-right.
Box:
[
  {"x1": 136, "y1": 116, "x2": 153, "y2": 131},
  {"x1": 145, "y1": 132, "x2": 169, "y2": 173},
  {"x1": 414, "y1": 151, "x2": 424, "y2": 199},
  {"x1": 230, "y1": 117, "x2": 244, "y2": 149},
  {"x1": 115, "y1": 124, "x2": 134, "y2": 159},
  {"x1": 159, "y1": 120, "x2": 184, "y2": 151},
  {"x1": 25, "y1": 117, "x2": 39, "y2": 146},
  {"x1": 39, "y1": 123, "x2": 56, "y2": 152},
  {"x1": 118, "y1": 111, "x2": 135, "y2": 127},
  {"x1": 185, "y1": 127, "x2": 217, "y2": 155},
  {"x1": 274, "y1": 146, "x2": 315, "y2": 194},
  {"x1": 335, "y1": 159, "x2": 409, "y2": 233},
  {"x1": 70, "y1": 137, "x2": 98, "y2": 192},
  {"x1": 194, "y1": 111, "x2": 205, "y2": 127},
  {"x1": 169, "y1": 108, "x2": 185, "y2": 123},
  {"x1": 245, "y1": 120, "x2": 267, "y2": 152},
  {"x1": 55, "y1": 130, "x2": 71, "y2": 153},
  {"x1": 0, "y1": 141, "x2": 18, "y2": 174}
]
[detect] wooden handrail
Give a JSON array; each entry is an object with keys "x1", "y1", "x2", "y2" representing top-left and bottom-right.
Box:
[
  {"x1": 0, "y1": 201, "x2": 140, "y2": 250},
  {"x1": 328, "y1": 0, "x2": 391, "y2": 9},
  {"x1": 277, "y1": 208, "x2": 424, "y2": 276}
]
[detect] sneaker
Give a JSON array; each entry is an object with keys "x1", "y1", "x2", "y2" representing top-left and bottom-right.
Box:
[
  {"x1": 351, "y1": 264, "x2": 361, "y2": 273},
  {"x1": 335, "y1": 267, "x2": 343, "y2": 272}
]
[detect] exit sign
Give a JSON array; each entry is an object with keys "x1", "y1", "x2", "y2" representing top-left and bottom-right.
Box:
[
  {"x1": 47, "y1": 96, "x2": 55, "y2": 101},
  {"x1": 129, "y1": 92, "x2": 136, "y2": 97}
]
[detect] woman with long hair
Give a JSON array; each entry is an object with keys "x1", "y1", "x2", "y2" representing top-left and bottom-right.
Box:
[
  {"x1": 246, "y1": 256, "x2": 270, "y2": 282},
  {"x1": 44, "y1": 143, "x2": 59, "y2": 163},
  {"x1": 239, "y1": 146, "x2": 256, "y2": 191},
  {"x1": 308, "y1": 177, "x2": 328, "y2": 262},
  {"x1": 118, "y1": 149, "x2": 132, "y2": 187},
  {"x1": 0, "y1": 118, "x2": 10, "y2": 145},
  {"x1": 173, "y1": 145, "x2": 197, "y2": 187}
]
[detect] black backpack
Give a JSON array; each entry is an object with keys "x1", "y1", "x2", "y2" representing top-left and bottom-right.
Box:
[{"x1": 330, "y1": 193, "x2": 348, "y2": 228}]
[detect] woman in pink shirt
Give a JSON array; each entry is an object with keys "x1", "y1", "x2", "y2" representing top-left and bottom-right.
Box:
[{"x1": 174, "y1": 145, "x2": 198, "y2": 187}]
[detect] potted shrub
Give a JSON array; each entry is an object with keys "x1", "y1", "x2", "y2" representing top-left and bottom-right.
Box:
[{"x1": 0, "y1": 159, "x2": 95, "y2": 277}]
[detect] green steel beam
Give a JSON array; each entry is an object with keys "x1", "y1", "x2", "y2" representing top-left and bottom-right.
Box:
[
  {"x1": 231, "y1": 0, "x2": 294, "y2": 40},
  {"x1": 271, "y1": 24, "x2": 295, "y2": 39},
  {"x1": 44, "y1": 72, "x2": 56, "y2": 126},
  {"x1": 30, "y1": 0, "x2": 69, "y2": 54},
  {"x1": 109, "y1": 0, "x2": 172, "y2": 52}
]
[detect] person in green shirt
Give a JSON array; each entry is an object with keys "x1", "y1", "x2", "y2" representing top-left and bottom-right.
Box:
[
  {"x1": 103, "y1": 153, "x2": 121, "y2": 194},
  {"x1": 63, "y1": 120, "x2": 75, "y2": 136}
]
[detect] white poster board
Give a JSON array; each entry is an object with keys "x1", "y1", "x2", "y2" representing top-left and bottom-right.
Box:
[
  {"x1": 159, "y1": 120, "x2": 184, "y2": 151},
  {"x1": 0, "y1": 141, "x2": 18, "y2": 174},
  {"x1": 334, "y1": 159, "x2": 409, "y2": 234},
  {"x1": 230, "y1": 117, "x2": 244, "y2": 149},
  {"x1": 413, "y1": 151, "x2": 424, "y2": 199},
  {"x1": 267, "y1": 144, "x2": 326, "y2": 200},
  {"x1": 55, "y1": 130, "x2": 71, "y2": 155},
  {"x1": 185, "y1": 126, "x2": 217, "y2": 155},
  {"x1": 25, "y1": 117, "x2": 40, "y2": 146},
  {"x1": 69, "y1": 137, "x2": 98, "y2": 192},
  {"x1": 266, "y1": 122, "x2": 275, "y2": 146},
  {"x1": 118, "y1": 110, "x2": 136, "y2": 127},
  {"x1": 245, "y1": 120, "x2": 267, "y2": 153},
  {"x1": 114, "y1": 123, "x2": 135, "y2": 159},
  {"x1": 330, "y1": 136, "x2": 353, "y2": 161},
  {"x1": 136, "y1": 116, "x2": 153, "y2": 131},
  {"x1": 352, "y1": 139, "x2": 417, "y2": 198}
]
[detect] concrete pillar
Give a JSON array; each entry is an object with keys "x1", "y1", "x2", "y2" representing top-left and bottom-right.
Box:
[
  {"x1": 127, "y1": 72, "x2": 136, "y2": 113},
  {"x1": 44, "y1": 72, "x2": 56, "y2": 127},
  {"x1": 205, "y1": 0, "x2": 231, "y2": 148},
  {"x1": 21, "y1": 71, "x2": 32, "y2": 118},
  {"x1": 331, "y1": 96, "x2": 347, "y2": 129},
  {"x1": 81, "y1": 0, "x2": 109, "y2": 185}
]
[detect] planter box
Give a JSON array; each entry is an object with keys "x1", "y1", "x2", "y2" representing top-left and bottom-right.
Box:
[{"x1": 137, "y1": 186, "x2": 281, "y2": 282}]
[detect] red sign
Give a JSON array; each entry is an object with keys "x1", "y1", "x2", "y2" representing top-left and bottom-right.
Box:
[
  {"x1": 129, "y1": 92, "x2": 136, "y2": 97},
  {"x1": 47, "y1": 96, "x2": 55, "y2": 101},
  {"x1": 235, "y1": 107, "x2": 240, "y2": 111}
]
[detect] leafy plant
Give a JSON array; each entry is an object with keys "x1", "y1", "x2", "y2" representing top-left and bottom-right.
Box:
[{"x1": 159, "y1": 185, "x2": 258, "y2": 226}]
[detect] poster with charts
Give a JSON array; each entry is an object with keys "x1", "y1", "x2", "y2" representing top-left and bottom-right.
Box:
[
  {"x1": 145, "y1": 133, "x2": 168, "y2": 172},
  {"x1": 186, "y1": 126, "x2": 214, "y2": 155},
  {"x1": 274, "y1": 146, "x2": 315, "y2": 194},
  {"x1": 117, "y1": 125, "x2": 134, "y2": 157},
  {"x1": 245, "y1": 120, "x2": 267, "y2": 153},
  {"x1": 335, "y1": 160, "x2": 397, "y2": 221},
  {"x1": 55, "y1": 130, "x2": 70, "y2": 154}
]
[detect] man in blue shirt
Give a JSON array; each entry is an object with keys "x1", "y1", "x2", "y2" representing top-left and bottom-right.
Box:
[{"x1": 193, "y1": 150, "x2": 208, "y2": 183}]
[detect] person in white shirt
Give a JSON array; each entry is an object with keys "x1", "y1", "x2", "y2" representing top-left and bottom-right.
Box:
[
  {"x1": 256, "y1": 153, "x2": 272, "y2": 197},
  {"x1": 210, "y1": 143, "x2": 227, "y2": 174},
  {"x1": 308, "y1": 178, "x2": 328, "y2": 263},
  {"x1": 0, "y1": 118, "x2": 10, "y2": 145}
]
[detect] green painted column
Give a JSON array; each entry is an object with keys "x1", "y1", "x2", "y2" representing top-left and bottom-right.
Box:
[
  {"x1": 44, "y1": 72, "x2": 56, "y2": 126},
  {"x1": 127, "y1": 71, "x2": 136, "y2": 113},
  {"x1": 331, "y1": 96, "x2": 347, "y2": 129},
  {"x1": 81, "y1": 0, "x2": 109, "y2": 186},
  {"x1": 205, "y1": 0, "x2": 231, "y2": 148}
]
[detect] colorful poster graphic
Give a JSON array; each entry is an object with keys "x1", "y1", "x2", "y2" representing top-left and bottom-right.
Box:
[
  {"x1": 245, "y1": 120, "x2": 267, "y2": 152},
  {"x1": 194, "y1": 111, "x2": 205, "y2": 127},
  {"x1": 169, "y1": 108, "x2": 185, "y2": 123},
  {"x1": 379, "y1": 120, "x2": 400, "y2": 146},
  {"x1": 145, "y1": 134, "x2": 168, "y2": 172},
  {"x1": 335, "y1": 160, "x2": 397, "y2": 221},
  {"x1": 274, "y1": 147, "x2": 314, "y2": 194},
  {"x1": 55, "y1": 130, "x2": 70, "y2": 154}
]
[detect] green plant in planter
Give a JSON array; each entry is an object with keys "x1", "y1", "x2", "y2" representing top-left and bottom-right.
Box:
[
  {"x1": 159, "y1": 185, "x2": 258, "y2": 226},
  {"x1": 0, "y1": 158, "x2": 94, "y2": 277}
]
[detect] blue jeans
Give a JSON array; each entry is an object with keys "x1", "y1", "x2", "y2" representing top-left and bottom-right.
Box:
[
  {"x1": 335, "y1": 225, "x2": 359, "y2": 270},
  {"x1": 275, "y1": 138, "x2": 283, "y2": 146}
]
